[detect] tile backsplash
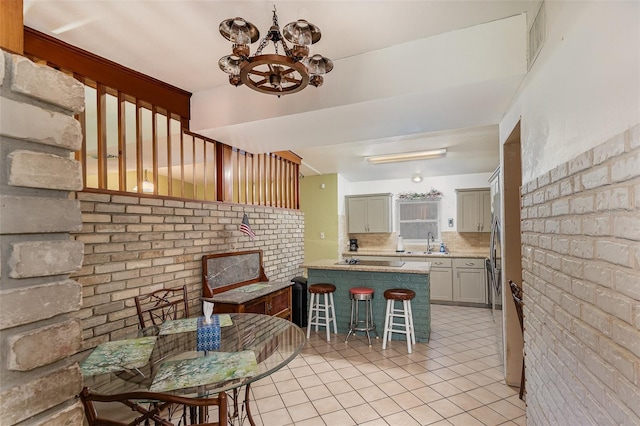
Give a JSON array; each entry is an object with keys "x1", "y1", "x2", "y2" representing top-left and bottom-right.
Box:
[{"x1": 347, "y1": 231, "x2": 490, "y2": 254}]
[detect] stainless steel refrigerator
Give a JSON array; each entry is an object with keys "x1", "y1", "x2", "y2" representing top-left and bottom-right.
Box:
[{"x1": 488, "y1": 168, "x2": 503, "y2": 360}]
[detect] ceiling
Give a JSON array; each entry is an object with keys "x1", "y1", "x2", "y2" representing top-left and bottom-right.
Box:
[{"x1": 24, "y1": 1, "x2": 540, "y2": 182}]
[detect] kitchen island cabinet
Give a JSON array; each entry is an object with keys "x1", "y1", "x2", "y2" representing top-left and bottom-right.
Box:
[
  {"x1": 302, "y1": 259, "x2": 431, "y2": 342},
  {"x1": 343, "y1": 252, "x2": 489, "y2": 307}
]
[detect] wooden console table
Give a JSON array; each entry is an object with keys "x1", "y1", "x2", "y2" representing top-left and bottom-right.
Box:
[{"x1": 202, "y1": 250, "x2": 293, "y2": 320}]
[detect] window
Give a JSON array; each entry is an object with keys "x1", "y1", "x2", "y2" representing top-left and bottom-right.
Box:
[{"x1": 396, "y1": 199, "x2": 441, "y2": 241}]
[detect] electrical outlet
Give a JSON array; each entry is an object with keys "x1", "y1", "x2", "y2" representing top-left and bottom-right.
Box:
[{"x1": 320, "y1": 232, "x2": 325, "y2": 239}]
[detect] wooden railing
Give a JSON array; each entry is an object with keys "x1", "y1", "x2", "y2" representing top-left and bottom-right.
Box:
[{"x1": 24, "y1": 27, "x2": 301, "y2": 209}]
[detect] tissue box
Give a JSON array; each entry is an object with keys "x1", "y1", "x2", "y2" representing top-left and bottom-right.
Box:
[{"x1": 196, "y1": 317, "x2": 221, "y2": 351}]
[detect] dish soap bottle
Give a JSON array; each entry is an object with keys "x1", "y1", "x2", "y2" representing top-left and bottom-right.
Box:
[{"x1": 439, "y1": 242, "x2": 446, "y2": 253}]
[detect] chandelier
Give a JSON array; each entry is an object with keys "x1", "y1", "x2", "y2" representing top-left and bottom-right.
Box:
[{"x1": 218, "y1": 7, "x2": 333, "y2": 96}]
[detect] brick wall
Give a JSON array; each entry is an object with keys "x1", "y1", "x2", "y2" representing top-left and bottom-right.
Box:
[
  {"x1": 71, "y1": 194, "x2": 304, "y2": 349},
  {"x1": 0, "y1": 52, "x2": 86, "y2": 424},
  {"x1": 521, "y1": 124, "x2": 640, "y2": 424}
]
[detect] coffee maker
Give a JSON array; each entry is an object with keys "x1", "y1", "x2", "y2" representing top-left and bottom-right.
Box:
[{"x1": 349, "y1": 238, "x2": 358, "y2": 251}]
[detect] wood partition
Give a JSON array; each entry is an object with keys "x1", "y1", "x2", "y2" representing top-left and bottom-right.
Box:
[{"x1": 23, "y1": 27, "x2": 301, "y2": 209}]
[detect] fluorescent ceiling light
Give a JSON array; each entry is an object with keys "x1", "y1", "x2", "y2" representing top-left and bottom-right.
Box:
[{"x1": 365, "y1": 148, "x2": 447, "y2": 164}]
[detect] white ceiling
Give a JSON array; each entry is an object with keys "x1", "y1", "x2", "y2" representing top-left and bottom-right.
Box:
[{"x1": 24, "y1": 0, "x2": 541, "y2": 182}]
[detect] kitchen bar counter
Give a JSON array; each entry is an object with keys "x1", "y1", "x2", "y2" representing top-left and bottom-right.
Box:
[
  {"x1": 302, "y1": 259, "x2": 431, "y2": 343},
  {"x1": 303, "y1": 258, "x2": 431, "y2": 274}
]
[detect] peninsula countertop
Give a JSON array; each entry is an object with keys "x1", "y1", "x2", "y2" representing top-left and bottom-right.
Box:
[{"x1": 301, "y1": 258, "x2": 431, "y2": 274}]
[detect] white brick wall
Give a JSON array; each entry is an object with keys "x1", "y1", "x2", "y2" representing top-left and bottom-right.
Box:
[
  {"x1": 0, "y1": 51, "x2": 85, "y2": 424},
  {"x1": 71, "y1": 194, "x2": 304, "y2": 348},
  {"x1": 522, "y1": 124, "x2": 640, "y2": 425}
]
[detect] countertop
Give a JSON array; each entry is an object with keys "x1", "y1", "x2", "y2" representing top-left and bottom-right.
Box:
[
  {"x1": 203, "y1": 281, "x2": 293, "y2": 304},
  {"x1": 341, "y1": 250, "x2": 489, "y2": 259},
  {"x1": 302, "y1": 259, "x2": 431, "y2": 274}
]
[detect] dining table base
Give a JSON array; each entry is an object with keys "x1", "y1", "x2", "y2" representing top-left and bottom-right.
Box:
[{"x1": 226, "y1": 384, "x2": 256, "y2": 426}]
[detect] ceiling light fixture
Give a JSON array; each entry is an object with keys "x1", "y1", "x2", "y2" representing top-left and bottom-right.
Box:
[
  {"x1": 365, "y1": 148, "x2": 447, "y2": 164},
  {"x1": 411, "y1": 174, "x2": 423, "y2": 183},
  {"x1": 218, "y1": 6, "x2": 333, "y2": 96}
]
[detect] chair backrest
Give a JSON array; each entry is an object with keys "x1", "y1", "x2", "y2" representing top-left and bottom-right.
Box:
[
  {"x1": 509, "y1": 280, "x2": 524, "y2": 331},
  {"x1": 80, "y1": 387, "x2": 228, "y2": 426},
  {"x1": 134, "y1": 285, "x2": 190, "y2": 329}
]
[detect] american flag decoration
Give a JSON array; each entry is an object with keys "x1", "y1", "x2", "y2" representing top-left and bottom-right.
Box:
[{"x1": 239, "y1": 213, "x2": 256, "y2": 240}]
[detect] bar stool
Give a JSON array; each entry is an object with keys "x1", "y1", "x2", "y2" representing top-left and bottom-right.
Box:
[
  {"x1": 306, "y1": 283, "x2": 338, "y2": 342},
  {"x1": 382, "y1": 288, "x2": 416, "y2": 353},
  {"x1": 345, "y1": 287, "x2": 378, "y2": 347}
]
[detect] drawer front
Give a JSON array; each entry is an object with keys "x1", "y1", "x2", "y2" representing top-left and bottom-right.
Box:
[
  {"x1": 427, "y1": 258, "x2": 452, "y2": 268},
  {"x1": 244, "y1": 297, "x2": 268, "y2": 314},
  {"x1": 453, "y1": 258, "x2": 485, "y2": 269},
  {"x1": 269, "y1": 288, "x2": 291, "y2": 316}
]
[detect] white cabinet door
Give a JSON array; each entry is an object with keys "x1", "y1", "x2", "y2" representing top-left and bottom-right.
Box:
[
  {"x1": 456, "y1": 189, "x2": 490, "y2": 232},
  {"x1": 346, "y1": 194, "x2": 392, "y2": 233},
  {"x1": 479, "y1": 191, "x2": 491, "y2": 232},
  {"x1": 430, "y1": 267, "x2": 453, "y2": 301},
  {"x1": 453, "y1": 267, "x2": 487, "y2": 304},
  {"x1": 347, "y1": 197, "x2": 367, "y2": 233},
  {"x1": 366, "y1": 196, "x2": 392, "y2": 232}
]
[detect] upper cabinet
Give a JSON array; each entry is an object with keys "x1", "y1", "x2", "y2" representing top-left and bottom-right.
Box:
[
  {"x1": 346, "y1": 193, "x2": 392, "y2": 233},
  {"x1": 456, "y1": 188, "x2": 491, "y2": 232}
]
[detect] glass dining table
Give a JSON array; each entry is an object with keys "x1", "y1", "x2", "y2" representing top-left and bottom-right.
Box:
[{"x1": 80, "y1": 313, "x2": 306, "y2": 425}]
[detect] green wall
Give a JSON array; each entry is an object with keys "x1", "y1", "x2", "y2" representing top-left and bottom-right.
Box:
[{"x1": 300, "y1": 174, "x2": 339, "y2": 262}]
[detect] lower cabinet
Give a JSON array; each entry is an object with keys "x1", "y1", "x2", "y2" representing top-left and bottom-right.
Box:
[
  {"x1": 345, "y1": 254, "x2": 488, "y2": 305},
  {"x1": 430, "y1": 267, "x2": 454, "y2": 301},
  {"x1": 453, "y1": 258, "x2": 487, "y2": 304},
  {"x1": 410, "y1": 257, "x2": 453, "y2": 301}
]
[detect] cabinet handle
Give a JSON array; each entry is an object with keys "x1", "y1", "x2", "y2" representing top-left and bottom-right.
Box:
[
  {"x1": 465, "y1": 262, "x2": 474, "y2": 266},
  {"x1": 435, "y1": 262, "x2": 443, "y2": 265}
]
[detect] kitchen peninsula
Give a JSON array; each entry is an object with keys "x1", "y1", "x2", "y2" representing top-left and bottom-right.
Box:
[{"x1": 301, "y1": 259, "x2": 431, "y2": 342}]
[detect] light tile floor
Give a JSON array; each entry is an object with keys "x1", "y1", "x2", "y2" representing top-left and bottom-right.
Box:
[{"x1": 247, "y1": 304, "x2": 526, "y2": 426}]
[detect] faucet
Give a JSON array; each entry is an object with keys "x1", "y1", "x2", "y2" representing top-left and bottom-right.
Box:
[{"x1": 427, "y1": 232, "x2": 434, "y2": 253}]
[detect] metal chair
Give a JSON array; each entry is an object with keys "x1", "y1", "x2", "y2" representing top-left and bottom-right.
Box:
[
  {"x1": 80, "y1": 387, "x2": 228, "y2": 426},
  {"x1": 509, "y1": 280, "x2": 525, "y2": 400},
  {"x1": 134, "y1": 285, "x2": 190, "y2": 329}
]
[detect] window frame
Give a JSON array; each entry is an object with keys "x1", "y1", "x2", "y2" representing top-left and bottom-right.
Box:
[{"x1": 395, "y1": 198, "x2": 442, "y2": 243}]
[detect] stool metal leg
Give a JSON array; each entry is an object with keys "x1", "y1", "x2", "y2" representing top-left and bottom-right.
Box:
[
  {"x1": 345, "y1": 297, "x2": 356, "y2": 343},
  {"x1": 364, "y1": 299, "x2": 372, "y2": 347},
  {"x1": 369, "y1": 299, "x2": 379, "y2": 340}
]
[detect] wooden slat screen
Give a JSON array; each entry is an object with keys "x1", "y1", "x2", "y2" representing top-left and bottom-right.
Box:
[{"x1": 24, "y1": 28, "x2": 300, "y2": 209}]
